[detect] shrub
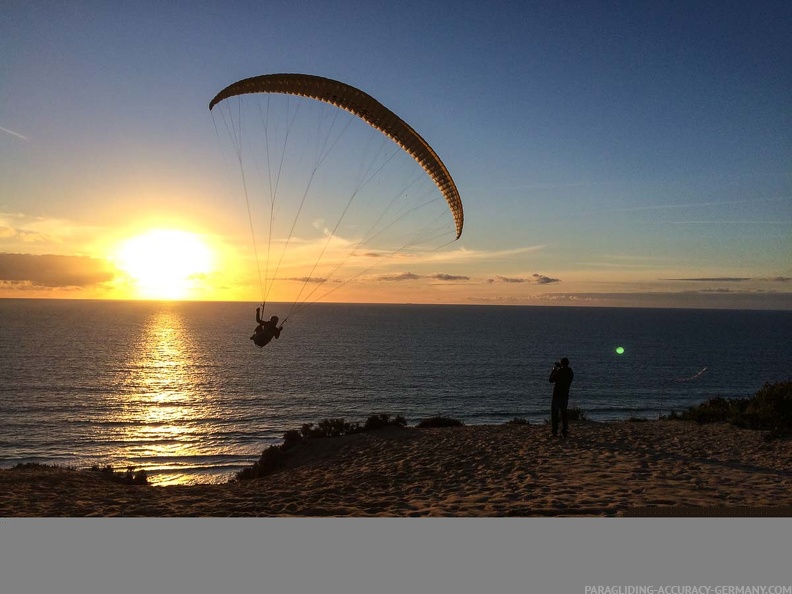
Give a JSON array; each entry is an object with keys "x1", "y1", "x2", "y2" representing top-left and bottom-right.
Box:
[
  {"x1": 739, "y1": 381, "x2": 792, "y2": 437},
  {"x1": 567, "y1": 406, "x2": 587, "y2": 422},
  {"x1": 672, "y1": 396, "x2": 745, "y2": 425},
  {"x1": 235, "y1": 413, "x2": 410, "y2": 482},
  {"x1": 507, "y1": 417, "x2": 530, "y2": 425},
  {"x1": 363, "y1": 413, "x2": 407, "y2": 431},
  {"x1": 300, "y1": 418, "x2": 361, "y2": 438},
  {"x1": 321, "y1": 418, "x2": 360, "y2": 437},
  {"x1": 282, "y1": 429, "x2": 303, "y2": 450},
  {"x1": 89, "y1": 465, "x2": 148, "y2": 485},
  {"x1": 234, "y1": 412, "x2": 415, "y2": 482},
  {"x1": 416, "y1": 416, "x2": 464, "y2": 428},
  {"x1": 665, "y1": 382, "x2": 792, "y2": 438},
  {"x1": 13, "y1": 462, "x2": 76, "y2": 472},
  {"x1": 233, "y1": 429, "x2": 303, "y2": 481},
  {"x1": 14, "y1": 462, "x2": 53, "y2": 470}
]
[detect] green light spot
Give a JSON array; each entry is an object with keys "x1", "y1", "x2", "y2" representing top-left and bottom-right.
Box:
[{"x1": 616, "y1": 346, "x2": 625, "y2": 355}]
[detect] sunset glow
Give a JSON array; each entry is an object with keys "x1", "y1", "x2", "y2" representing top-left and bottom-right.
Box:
[
  {"x1": 114, "y1": 230, "x2": 214, "y2": 300},
  {"x1": 1, "y1": 3, "x2": 789, "y2": 309}
]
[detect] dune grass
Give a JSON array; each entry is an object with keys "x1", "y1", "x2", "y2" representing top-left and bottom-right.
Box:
[{"x1": 665, "y1": 381, "x2": 792, "y2": 438}]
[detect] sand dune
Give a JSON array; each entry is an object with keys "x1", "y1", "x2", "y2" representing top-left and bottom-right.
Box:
[{"x1": 2, "y1": 420, "x2": 791, "y2": 517}]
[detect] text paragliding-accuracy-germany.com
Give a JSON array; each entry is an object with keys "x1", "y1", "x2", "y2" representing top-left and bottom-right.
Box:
[{"x1": 584, "y1": 586, "x2": 792, "y2": 594}]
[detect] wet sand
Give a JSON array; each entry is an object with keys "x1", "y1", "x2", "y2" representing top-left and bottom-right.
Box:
[{"x1": 2, "y1": 420, "x2": 791, "y2": 517}]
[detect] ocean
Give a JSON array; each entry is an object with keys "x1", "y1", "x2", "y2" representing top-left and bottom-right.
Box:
[{"x1": 1, "y1": 299, "x2": 790, "y2": 485}]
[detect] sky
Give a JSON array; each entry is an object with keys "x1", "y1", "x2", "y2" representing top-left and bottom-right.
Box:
[{"x1": 1, "y1": 0, "x2": 790, "y2": 309}]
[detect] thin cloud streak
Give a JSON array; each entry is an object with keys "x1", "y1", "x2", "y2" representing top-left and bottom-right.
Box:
[
  {"x1": 571, "y1": 197, "x2": 790, "y2": 221},
  {"x1": 421, "y1": 245, "x2": 546, "y2": 264},
  {"x1": 481, "y1": 180, "x2": 630, "y2": 192},
  {"x1": 607, "y1": 197, "x2": 787, "y2": 213},
  {"x1": 669, "y1": 220, "x2": 791, "y2": 225},
  {"x1": 662, "y1": 277, "x2": 791, "y2": 283},
  {"x1": 662, "y1": 277, "x2": 751, "y2": 282},
  {"x1": 0, "y1": 126, "x2": 29, "y2": 141}
]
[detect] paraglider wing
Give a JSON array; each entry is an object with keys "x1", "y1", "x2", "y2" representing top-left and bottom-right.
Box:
[{"x1": 209, "y1": 73, "x2": 463, "y2": 239}]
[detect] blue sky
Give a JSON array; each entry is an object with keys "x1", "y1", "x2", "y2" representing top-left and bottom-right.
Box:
[{"x1": 1, "y1": 1, "x2": 790, "y2": 308}]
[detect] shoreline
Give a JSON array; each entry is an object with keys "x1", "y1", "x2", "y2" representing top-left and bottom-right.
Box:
[{"x1": 2, "y1": 419, "x2": 791, "y2": 517}]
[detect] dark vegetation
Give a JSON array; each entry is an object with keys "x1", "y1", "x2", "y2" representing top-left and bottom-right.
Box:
[
  {"x1": 542, "y1": 405, "x2": 588, "y2": 425},
  {"x1": 13, "y1": 462, "x2": 69, "y2": 470},
  {"x1": 234, "y1": 413, "x2": 475, "y2": 482},
  {"x1": 233, "y1": 413, "x2": 409, "y2": 482},
  {"x1": 11, "y1": 462, "x2": 149, "y2": 485},
  {"x1": 89, "y1": 465, "x2": 149, "y2": 485},
  {"x1": 566, "y1": 405, "x2": 587, "y2": 422},
  {"x1": 298, "y1": 413, "x2": 408, "y2": 438},
  {"x1": 507, "y1": 417, "x2": 530, "y2": 425},
  {"x1": 664, "y1": 381, "x2": 792, "y2": 438},
  {"x1": 415, "y1": 416, "x2": 465, "y2": 428}
]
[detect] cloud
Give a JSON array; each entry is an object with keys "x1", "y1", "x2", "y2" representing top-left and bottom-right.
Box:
[
  {"x1": 689, "y1": 288, "x2": 735, "y2": 293},
  {"x1": 376, "y1": 272, "x2": 469, "y2": 282},
  {"x1": 379, "y1": 272, "x2": 423, "y2": 281},
  {"x1": 584, "y1": 254, "x2": 675, "y2": 269},
  {"x1": 606, "y1": 197, "x2": 787, "y2": 213},
  {"x1": 0, "y1": 253, "x2": 115, "y2": 288},
  {"x1": 669, "y1": 220, "x2": 790, "y2": 225},
  {"x1": 418, "y1": 245, "x2": 546, "y2": 265},
  {"x1": 0, "y1": 225, "x2": 58, "y2": 243},
  {"x1": 485, "y1": 274, "x2": 561, "y2": 284},
  {"x1": 663, "y1": 277, "x2": 792, "y2": 284},
  {"x1": 0, "y1": 213, "x2": 75, "y2": 244},
  {"x1": 467, "y1": 294, "x2": 595, "y2": 305},
  {"x1": 532, "y1": 273, "x2": 561, "y2": 284},
  {"x1": 467, "y1": 291, "x2": 792, "y2": 310},
  {"x1": 661, "y1": 277, "x2": 751, "y2": 282},
  {"x1": 283, "y1": 276, "x2": 328, "y2": 284},
  {"x1": 0, "y1": 126, "x2": 28, "y2": 141}
]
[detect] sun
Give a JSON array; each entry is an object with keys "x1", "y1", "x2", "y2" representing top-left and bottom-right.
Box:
[{"x1": 114, "y1": 229, "x2": 214, "y2": 299}]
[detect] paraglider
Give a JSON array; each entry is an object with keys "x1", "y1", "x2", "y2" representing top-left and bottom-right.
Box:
[
  {"x1": 250, "y1": 307, "x2": 282, "y2": 348},
  {"x1": 210, "y1": 73, "x2": 463, "y2": 345}
]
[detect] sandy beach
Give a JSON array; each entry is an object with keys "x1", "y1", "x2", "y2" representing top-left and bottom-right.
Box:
[{"x1": 2, "y1": 420, "x2": 791, "y2": 517}]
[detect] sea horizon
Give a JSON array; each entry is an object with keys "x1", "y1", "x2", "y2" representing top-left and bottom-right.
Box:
[{"x1": 2, "y1": 295, "x2": 791, "y2": 311}]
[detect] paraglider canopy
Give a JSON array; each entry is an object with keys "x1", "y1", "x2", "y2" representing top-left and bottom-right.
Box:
[
  {"x1": 210, "y1": 73, "x2": 463, "y2": 319},
  {"x1": 210, "y1": 73, "x2": 463, "y2": 239}
]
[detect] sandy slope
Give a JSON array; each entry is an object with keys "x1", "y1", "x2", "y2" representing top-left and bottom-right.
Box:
[{"x1": 2, "y1": 421, "x2": 791, "y2": 517}]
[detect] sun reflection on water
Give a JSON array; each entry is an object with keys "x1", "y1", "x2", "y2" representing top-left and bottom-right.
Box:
[{"x1": 117, "y1": 307, "x2": 211, "y2": 485}]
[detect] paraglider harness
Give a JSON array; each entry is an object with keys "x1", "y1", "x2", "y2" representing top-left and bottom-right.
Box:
[{"x1": 250, "y1": 303, "x2": 285, "y2": 348}]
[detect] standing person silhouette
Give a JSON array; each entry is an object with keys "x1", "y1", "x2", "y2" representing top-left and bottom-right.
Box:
[{"x1": 549, "y1": 357, "x2": 574, "y2": 437}]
